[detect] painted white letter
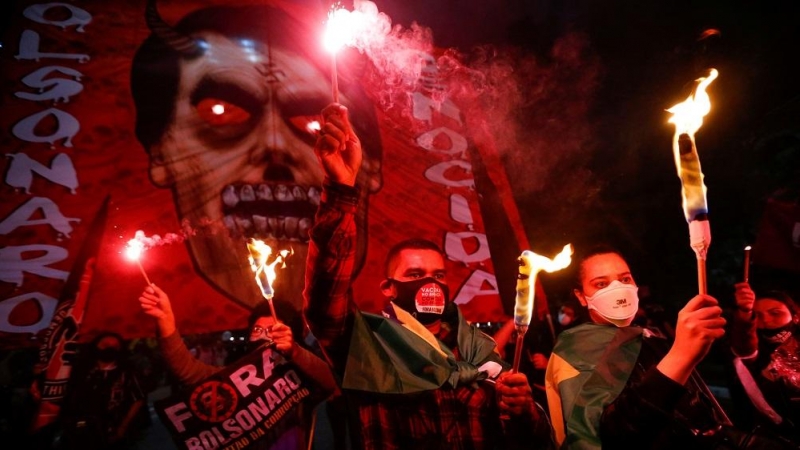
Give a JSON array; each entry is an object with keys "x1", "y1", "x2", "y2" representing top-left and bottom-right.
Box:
[
  {"x1": 0, "y1": 292, "x2": 58, "y2": 333},
  {"x1": 23, "y1": 3, "x2": 92, "y2": 32},
  {"x1": 0, "y1": 197, "x2": 80, "y2": 237},
  {"x1": 5, "y1": 153, "x2": 78, "y2": 194},
  {"x1": 11, "y1": 108, "x2": 80, "y2": 148},
  {"x1": 0, "y1": 245, "x2": 69, "y2": 286},
  {"x1": 15, "y1": 66, "x2": 84, "y2": 103}
]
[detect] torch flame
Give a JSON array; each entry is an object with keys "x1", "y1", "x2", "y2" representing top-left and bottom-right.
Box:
[
  {"x1": 247, "y1": 239, "x2": 291, "y2": 300},
  {"x1": 667, "y1": 69, "x2": 718, "y2": 223},
  {"x1": 514, "y1": 244, "x2": 573, "y2": 327},
  {"x1": 667, "y1": 69, "x2": 717, "y2": 138}
]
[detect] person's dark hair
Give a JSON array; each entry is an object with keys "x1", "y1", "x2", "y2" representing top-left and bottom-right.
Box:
[
  {"x1": 70, "y1": 331, "x2": 130, "y2": 378},
  {"x1": 572, "y1": 243, "x2": 626, "y2": 290},
  {"x1": 90, "y1": 331, "x2": 124, "y2": 351},
  {"x1": 384, "y1": 238, "x2": 444, "y2": 277},
  {"x1": 248, "y1": 299, "x2": 305, "y2": 340},
  {"x1": 757, "y1": 290, "x2": 799, "y2": 317}
]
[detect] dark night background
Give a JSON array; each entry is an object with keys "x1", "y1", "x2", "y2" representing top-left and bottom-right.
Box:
[
  {"x1": 0, "y1": 1, "x2": 798, "y2": 447},
  {"x1": 374, "y1": 0, "x2": 800, "y2": 314}
]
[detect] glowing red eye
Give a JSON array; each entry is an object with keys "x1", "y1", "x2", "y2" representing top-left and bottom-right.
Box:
[
  {"x1": 288, "y1": 115, "x2": 324, "y2": 136},
  {"x1": 196, "y1": 98, "x2": 251, "y2": 126}
]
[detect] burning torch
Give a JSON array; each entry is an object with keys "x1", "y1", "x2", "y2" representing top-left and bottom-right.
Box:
[
  {"x1": 667, "y1": 68, "x2": 718, "y2": 295},
  {"x1": 512, "y1": 244, "x2": 573, "y2": 372},
  {"x1": 247, "y1": 239, "x2": 291, "y2": 320}
]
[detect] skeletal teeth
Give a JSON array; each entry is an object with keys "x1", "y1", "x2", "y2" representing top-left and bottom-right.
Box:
[
  {"x1": 291, "y1": 186, "x2": 307, "y2": 201},
  {"x1": 284, "y1": 216, "x2": 299, "y2": 240},
  {"x1": 308, "y1": 186, "x2": 321, "y2": 206},
  {"x1": 235, "y1": 216, "x2": 253, "y2": 231},
  {"x1": 268, "y1": 217, "x2": 278, "y2": 236},
  {"x1": 274, "y1": 217, "x2": 285, "y2": 238},
  {"x1": 256, "y1": 184, "x2": 273, "y2": 201},
  {"x1": 253, "y1": 215, "x2": 268, "y2": 233},
  {"x1": 223, "y1": 215, "x2": 236, "y2": 230},
  {"x1": 222, "y1": 185, "x2": 238, "y2": 207},
  {"x1": 223, "y1": 215, "x2": 239, "y2": 237},
  {"x1": 275, "y1": 185, "x2": 293, "y2": 202},
  {"x1": 240, "y1": 185, "x2": 256, "y2": 202},
  {"x1": 298, "y1": 218, "x2": 312, "y2": 240}
]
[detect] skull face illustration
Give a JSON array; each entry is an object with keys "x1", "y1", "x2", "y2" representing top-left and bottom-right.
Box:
[{"x1": 131, "y1": 3, "x2": 382, "y2": 307}]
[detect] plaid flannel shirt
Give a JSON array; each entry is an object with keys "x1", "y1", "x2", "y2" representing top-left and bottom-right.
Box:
[{"x1": 304, "y1": 182, "x2": 551, "y2": 450}]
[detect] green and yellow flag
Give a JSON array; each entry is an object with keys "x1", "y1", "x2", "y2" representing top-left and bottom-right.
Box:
[{"x1": 545, "y1": 323, "x2": 643, "y2": 449}]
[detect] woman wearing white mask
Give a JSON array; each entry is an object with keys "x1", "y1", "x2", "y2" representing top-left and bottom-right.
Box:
[{"x1": 544, "y1": 245, "x2": 793, "y2": 449}]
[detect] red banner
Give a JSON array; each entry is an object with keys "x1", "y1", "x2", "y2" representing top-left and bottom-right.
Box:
[{"x1": 0, "y1": 0, "x2": 536, "y2": 347}]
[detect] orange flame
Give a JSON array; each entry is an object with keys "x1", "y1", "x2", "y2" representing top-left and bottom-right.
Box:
[
  {"x1": 667, "y1": 69, "x2": 717, "y2": 140},
  {"x1": 514, "y1": 244, "x2": 573, "y2": 327},
  {"x1": 666, "y1": 69, "x2": 717, "y2": 222},
  {"x1": 247, "y1": 239, "x2": 291, "y2": 299}
]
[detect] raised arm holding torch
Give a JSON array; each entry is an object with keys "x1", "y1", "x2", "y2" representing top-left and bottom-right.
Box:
[{"x1": 667, "y1": 68, "x2": 718, "y2": 295}]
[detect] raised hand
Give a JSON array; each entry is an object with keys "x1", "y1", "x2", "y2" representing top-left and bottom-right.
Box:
[
  {"x1": 314, "y1": 103, "x2": 362, "y2": 187},
  {"x1": 658, "y1": 294, "x2": 726, "y2": 384},
  {"x1": 733, "y1": 282, "x2": 756, "y2": 315},
  {"x1": 138, "y1": 284, "x2": 176, "y2": 336}
]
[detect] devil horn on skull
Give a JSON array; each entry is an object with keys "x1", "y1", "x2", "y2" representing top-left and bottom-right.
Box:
[{"x1": 145, "y1": 0, "x2": 204, "y2": 58}]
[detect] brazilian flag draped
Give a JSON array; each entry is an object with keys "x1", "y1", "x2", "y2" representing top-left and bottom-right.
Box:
[
  {"x1": 342, "y1": 303, "x2": 505, "y2": 394},
  {"x1": 545, "y1": 323, "x2": 643, "y2": 450}
]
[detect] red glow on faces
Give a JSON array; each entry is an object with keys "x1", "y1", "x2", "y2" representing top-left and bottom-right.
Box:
[{"x1": 196, "y1": 98, "x2": 251, "y2": 126}]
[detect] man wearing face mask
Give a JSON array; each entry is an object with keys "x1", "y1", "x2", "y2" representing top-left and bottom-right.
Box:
[
  {"x1": 543, "y1": 245, "x2": 793, "y2": 449},
  {"x1": 58, "y1": 332, "x2": 145, "y2": 450},
  {"x1": 138, "y1": 285, "x2": 338, "y2": 450},
  {"x1": 304, "y1": 103, "x2": 554, "y2": 449}
]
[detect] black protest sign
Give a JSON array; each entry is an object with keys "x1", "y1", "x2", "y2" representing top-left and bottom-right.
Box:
[{"x1": 155, "y1": 346, "x2": 313, "y2": 450}]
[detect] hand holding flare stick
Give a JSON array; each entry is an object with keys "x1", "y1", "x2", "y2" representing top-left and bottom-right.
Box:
[
  {"x1": 247, "y1": 239, "x2": 291, "y2": 320},
  {"x1": 512, "y1": 244, "x2": 573, "y2": 372},
  {"x1": 125, "y1": 238, "x2": 152, "y2": 286},
  {"x1": 667, "y1": 68, "x2": 718, "y2": 295}
]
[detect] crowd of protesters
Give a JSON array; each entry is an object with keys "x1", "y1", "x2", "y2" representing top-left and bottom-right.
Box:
[
  {"x1": 2, "y1": 101, "x2": 798, "y2": 449},
  {"x1": 3, "y1": 272, "x2": 797, "y2": 449}
]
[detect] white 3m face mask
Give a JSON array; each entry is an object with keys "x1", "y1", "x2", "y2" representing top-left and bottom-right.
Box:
[{"x1": 585, "y1": 280, "x2": 639, "y2": 323}]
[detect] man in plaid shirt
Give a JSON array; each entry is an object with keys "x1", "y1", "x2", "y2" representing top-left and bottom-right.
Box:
[{"x1": 304, "y1": 103, "x2": 554, "y2": 449}]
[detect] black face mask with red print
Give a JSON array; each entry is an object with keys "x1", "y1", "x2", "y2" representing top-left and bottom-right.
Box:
[{"x1": 390, "y1": 277, "x2": 450, "y2": 325}]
